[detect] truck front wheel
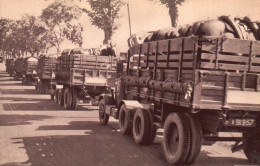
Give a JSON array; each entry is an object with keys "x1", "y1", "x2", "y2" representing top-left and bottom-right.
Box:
[
  {"x1": 98, "y1": 99, "x2": 109, "y2": 125},
  {"x1": 163, "y1": 112, "x2": 191, "y2": 165},
  {"x1": 244, "y1": 132, "x2": 260, "y2": 164},
  {"x1": 58, "y1": 89, "x2": 64, "y2": 106},
  {"x1": 71, "y1": 87, "x2": 78, "y2": 110},
  {"x1": 64, "y1": 87, "x2": 72, "y2": 109},
  {"x1": 119, "y1": 104, "x2": 132, "y2": 135}
]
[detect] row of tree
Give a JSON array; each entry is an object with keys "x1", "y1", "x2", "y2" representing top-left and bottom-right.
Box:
[{"x1": 0, "y1": 0, "x2": 183, "y2": 59}]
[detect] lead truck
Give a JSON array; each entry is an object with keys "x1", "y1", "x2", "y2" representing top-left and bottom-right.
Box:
[{"x1": 98, "y1": 23, "x2": 260, "y2": 165}]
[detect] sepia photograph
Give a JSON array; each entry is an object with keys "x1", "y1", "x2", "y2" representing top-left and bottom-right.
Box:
[{"x1": 0, "y1": 0, "x2": 260, "y2": 165}]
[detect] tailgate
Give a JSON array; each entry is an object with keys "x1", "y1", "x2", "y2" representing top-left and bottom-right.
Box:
[
  {"x1": 192, "y1": 70, "x2": 260, "y2": 111},
  {"x1": 69, "y1": 68, "x2": 116, "y2": 86}
]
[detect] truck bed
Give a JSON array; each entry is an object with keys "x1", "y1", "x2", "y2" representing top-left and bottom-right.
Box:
[{"x1": 128, "y1": 36, "x2": 260, "y2": 111}]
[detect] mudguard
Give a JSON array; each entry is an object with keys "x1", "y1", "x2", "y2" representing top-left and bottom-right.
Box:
[
  {"x1": 55, "y1": 85, "x2": 64, "y2": 90},
  {"x1": 99, "y1": 94, "x2": 115, "y2": 105}
]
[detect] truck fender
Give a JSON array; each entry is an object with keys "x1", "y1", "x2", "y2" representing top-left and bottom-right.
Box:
[
  {"x1": 118, "y1": 100, "x2": 153, "y2": 120},
  {"x1": 55, "y1": 85, "x2": 64, "y2": 90}
]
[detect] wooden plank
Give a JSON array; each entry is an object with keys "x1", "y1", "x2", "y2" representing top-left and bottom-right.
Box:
[
  {"x1": 201, "y1": 89, "x2": 224, "y2": 96},
  {"x1": 221, "y1": 38, "x2": 251, "y2": 54},
  {"x1": 141, "y1": 43, "x2": 148, "y2": 54},
  {"x1": 149, "y1": 41, "x2": 157, "y2": 53},
  {"x1": 201, "y1": 95, "x2": 223, "y2": 102},
  {"x1": 158, "y1": 40, "x2": 169, "y2": 52},
  {"x1": 252, "y1": 41, "x2": 260, "y2": 55},
  {"x1": 201, "y1": 62, "x2": 248, "y2": 71},
  {"x1": 201, "y1": 53, "x2": 249, "y2": 63},
  {"x1": 201, "y1": 38, "x2": 218, "y2": 52},
  {"x1": 168, "y1": 62, "x2": 180, "y2": 68},
  {"x1": 250, "y1": 66, "x2": 260, "y2": 72},
  {"x1": 131, "y1": 44, "x2": 140, "y2": 54},
  {"x1": 251, "y1": 57, "x2": 260, "y2": 64},
  {"x1": 169, "y1": 54, "x2": 181, "y2": 60},
  {"x1": 170, "y1": 38, "x2": 183, "y2": 52},
  {"x1": 183, "y1": 53, "x2": 194, "y2": 60},
  {"x1": 182, "y1": 62, "x2": 193, "y2": 68},
  {"x1": 183, "y1": 37, "x2": 197, "y2": 51}
]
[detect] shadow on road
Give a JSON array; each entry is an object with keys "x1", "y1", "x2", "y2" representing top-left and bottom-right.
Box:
[
  {"x1": 7, "y1": 121, "x2": 250, "y2": 166},
  {"x1": 18, "y1": 121, "x2": 166, "y2": 166},
  {"x1": 0, "y1": 114, "x2": 53, "y2": 126}
]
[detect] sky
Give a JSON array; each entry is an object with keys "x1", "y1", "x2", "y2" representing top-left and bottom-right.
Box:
[{"x1": 1, "y1": 0, "x2": 260, "y2": 54}]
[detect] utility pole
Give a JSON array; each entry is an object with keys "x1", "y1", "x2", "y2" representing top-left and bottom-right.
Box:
[{"x1": 127, "y1": 3, "x2": 132, "y2": 37}]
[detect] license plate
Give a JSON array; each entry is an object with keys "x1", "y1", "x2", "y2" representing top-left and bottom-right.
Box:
[{"x1": 228, "y1": 118, "x2": 256, "y2": 127}]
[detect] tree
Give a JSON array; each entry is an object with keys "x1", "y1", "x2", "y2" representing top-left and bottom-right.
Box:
[
  {"x1": 41, "y1": 1, "x2": 84, "y2": 52},
  {"x1": 85, "y1": 0, "x2": 125, "y2": 44},
  {"x1": 151, "y1": 0, "x2": 185, "y2": 27}
]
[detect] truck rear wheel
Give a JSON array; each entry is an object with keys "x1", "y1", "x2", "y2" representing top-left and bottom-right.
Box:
[
  {"x1": 244, "y1": 132, "x2": 260, "y2": 164},
  {"x1": 184, "y1": 113, "x2": 202, "y2": 165},
  {"x1": 163, "y1": 112, "x2": 191, "y2": 165},
  {"x1": 71, "y1": 87, "x2": 78, "y2": 110},
  {"x1": 58, "y1": 89, "x2": 64, "y2": 106},
  {"x1": 98, "y1": 99, "x2": 109, "y2": 125},
  {"x1": 133, "y1": 109, "x2": 150, "y2": 144},
  {"x1": 119, "y1": 104, "x2": 132, "y2": 135},
  {"x1": 64, "y1": 87, "x2": 72, "y2": 109}
]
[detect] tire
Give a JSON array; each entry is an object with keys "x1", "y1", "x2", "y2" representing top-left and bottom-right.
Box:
[
  {"x1": 64, "y1": 87, "x2": 72, "y2": 109},
  {"x1": 55, "y1": 90, "x2": 59, "y2": 103},
  {"x1": 146, "y1": 122, "x2": 157, "y2": 145},
  {"x1": 58, "y1": 89, "x2": 64, "y2": 106},
  {"x1": 133, "y1": 109, "x2": 150, "y2": 144},
  {"x1": 118, "y1": 104, "x2": 132, "y2": 135},
  {"x1": 71, "y1": 87, "x2": 78, "y2": 110},
  {"x1": 244, "y1": 132, "x2": 260, "y2": 164},
  {"x1": 184, "y1": 113, "x2": 202, "y2": 165},
  {"x1": 163, "y1": 112, "x2": 191, "y2": 165},
  {"x1": 99, "y1": 99, "x2": 109, "y2": 125}
]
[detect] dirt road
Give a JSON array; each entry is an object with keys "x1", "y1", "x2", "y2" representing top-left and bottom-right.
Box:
[{"x1": 0, "y1": 62, "x2": 254, "y2": 166}]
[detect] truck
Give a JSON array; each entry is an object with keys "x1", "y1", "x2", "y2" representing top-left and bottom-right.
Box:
[
  {"x1": 53, "y1": 48, "x2": 118, "y2": 110},
  {"x1": 13, "y1": 58, "x2": 25, "y2": 81},
  {"x1": 21, "y1": 57, "x2": 38, "y2": 85},
  {"x1": 98, "y1": 36, "x2": 260, "y2": 165},
  {"x1": 35, "y1": 54, "x2": 58, "y2": 99},
  {"x1": 5, "y1": 58, "x2": 15, "y2": 77}
]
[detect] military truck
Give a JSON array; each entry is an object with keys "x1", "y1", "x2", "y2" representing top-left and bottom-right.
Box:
[
  {"x1": 35, "y1": 54, "x2": 59, "y2": 99},
  {"x1": 98, "y1": 17, "x2": 260, "y2": 165},
  {"x1": 21, "y1": 57, "x2": 38, "y2": 85},
  {"x1": 13, "y1": 58, "x2": 25, "y2": 81},
  {"x1": 53, "y1": 48, "x2": 118, "y2": 110},
  {"x1": 5, "y1": 58, "x2": 15, "y2": 77}
]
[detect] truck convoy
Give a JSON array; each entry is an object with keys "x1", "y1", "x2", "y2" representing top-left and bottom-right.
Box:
[
  {"x1": 98, "y1": 16, "x2": 260, "y2": 165},
  {"x1": 4, "y1": 15, "x2": 260, "y2": 165}
]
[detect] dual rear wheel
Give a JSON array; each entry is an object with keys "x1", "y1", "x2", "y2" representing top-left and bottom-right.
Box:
[
  {"x1": 163, "y1": 112, "x2": 202, "y2": 165},
  {"x1": 63, "y1": 87, "x2": 78, "y2": 110}
]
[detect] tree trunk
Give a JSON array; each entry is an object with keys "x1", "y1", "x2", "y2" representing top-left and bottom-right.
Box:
[
  {"x1": 168, "y1": 2, "x2": 178, "y2": 27},
  {"x1": 103, "y1": 27, "x2": 112, "y2": 44}
]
